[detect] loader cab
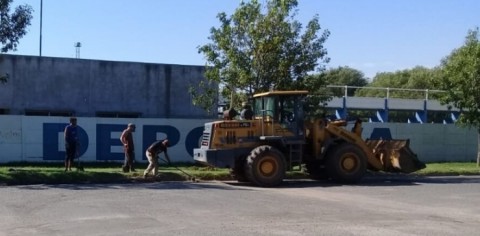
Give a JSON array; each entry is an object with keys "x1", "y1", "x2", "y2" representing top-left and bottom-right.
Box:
[{"x1": 252, "y1": 90, "x2": 308, "y2": 139}]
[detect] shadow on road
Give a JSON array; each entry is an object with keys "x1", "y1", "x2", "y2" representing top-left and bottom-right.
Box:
[
  {"x1": 6, "y1": 174, "x2": 479, "y2": 191},
  {"x1": 10, "y1": 180, "x2": 249, "y2": 191},
  {"x1": 225, "y1": 174, "x2": 480, "y2": 189}
]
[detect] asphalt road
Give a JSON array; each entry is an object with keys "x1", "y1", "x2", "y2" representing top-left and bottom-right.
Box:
[{"x1": 1, "y1": 175, "x2": 479, "y2": 236}]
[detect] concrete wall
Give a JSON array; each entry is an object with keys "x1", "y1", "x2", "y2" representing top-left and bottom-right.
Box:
[
  {"x1": 0, "y1": 54, "x2": 213, "y2": 118},
  {"x1": 0, "y1": 115, "x2": 477, "y2": 164},
  {"x1": 0, "y1": 115, "x2": 209, "y2": 163},
  {"x1": 0, "y1": 54, "x2": 477, "y2": 164},
  {"x1": 357, "y1": 123, "x2": 478, "y2": 163}
]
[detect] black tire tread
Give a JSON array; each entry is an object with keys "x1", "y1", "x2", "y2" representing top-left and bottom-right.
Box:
[
  {"x1": 326, "y1": 143, "x2": 367, "y2": 183},
  {"x1": 245, "y1": 145, "x2": 285, "y2": 187}
]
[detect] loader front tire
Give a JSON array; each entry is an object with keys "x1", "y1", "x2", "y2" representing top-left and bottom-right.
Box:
[
  {"x1": 245, "y1": 145, "x2": 286, "y2": 187},
  {"x1": 326, "y1": 143, "x2": 367, "y2": 183}
]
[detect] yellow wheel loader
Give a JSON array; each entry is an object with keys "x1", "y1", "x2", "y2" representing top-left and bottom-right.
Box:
[{"x1": 193, "y1": 90, "x2": 425, "y2": 187}]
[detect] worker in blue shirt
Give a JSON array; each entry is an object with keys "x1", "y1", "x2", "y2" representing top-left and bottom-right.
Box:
[{"x1": 64, "y1": 117, "x2": 79, "y2": 171}]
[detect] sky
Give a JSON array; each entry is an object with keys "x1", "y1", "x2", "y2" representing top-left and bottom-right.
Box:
[{"x1": 9, "y1": 0, "x2": 480, "y2": 79}]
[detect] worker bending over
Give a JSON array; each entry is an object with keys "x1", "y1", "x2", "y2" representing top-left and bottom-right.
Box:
[{"x1": 143, "y1": 139, "x2": 171, "y2": 178}]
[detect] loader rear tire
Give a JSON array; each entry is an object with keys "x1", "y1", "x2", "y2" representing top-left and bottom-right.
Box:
[
  {"x1": 245, "y1": 145, "x2": 286, "y2": 187},
  {"x1": 326, "y1": 143, "x2": 367, "y2": 183}
]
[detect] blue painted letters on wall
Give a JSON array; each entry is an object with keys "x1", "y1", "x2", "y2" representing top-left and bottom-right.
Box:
[
  {"x1": 42, "y1": 123, "x2": 203, "y2": 161},
  {"x1": 369, "y1": 128, "x2": 392, "y2": 140},
  {"x1": 43, "y1": 123, "x2": 89, "y2": 160},
  {"x1": 96, "y1": 124, "x2": 125, "y2": 161},
  {"x1": 142, "y1": 125, "x2": 181, "y2": 160},
  {"x1": 185, "y1": 127, "x2": 203, "y2": 157}
]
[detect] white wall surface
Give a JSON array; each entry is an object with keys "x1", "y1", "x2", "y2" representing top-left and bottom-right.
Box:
[
  {"x1": 357, "y1": 123, "x2": 477, "y2": 162},
  {"x1": 0, "y1": 116, "x2": 209, "y2": 163},
  {"x1": 0, "y1": 116, "x2": 477, "y2": 163}
]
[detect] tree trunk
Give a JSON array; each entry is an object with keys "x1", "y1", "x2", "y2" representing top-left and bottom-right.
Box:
[{"x1": 229, "y1": 88, "x2": 235, "y2": 110}]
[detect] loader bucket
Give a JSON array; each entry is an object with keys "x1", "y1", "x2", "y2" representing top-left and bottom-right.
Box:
[{"x1": 366, "y1": 139, "x2": 426, "y2": 173}]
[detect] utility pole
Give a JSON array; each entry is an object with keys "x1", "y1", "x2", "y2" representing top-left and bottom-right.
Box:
[
  {"x1": 75, "y1": 42, "x2": 81, "y2": 58},
  {"x1": 39, "y1": 0, "x2": 43, "y2": 56}
]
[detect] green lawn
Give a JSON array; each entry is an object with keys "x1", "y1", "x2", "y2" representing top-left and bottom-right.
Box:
[
  {"x1": 0, "y1": 162, "x2": 232, "y2": 186},
  {"x1": 416, "y1": 162, "x2": 480, "y2": 176},
  {"x1": 0, "y1": 162, "x2": 478, "y2": 186}
]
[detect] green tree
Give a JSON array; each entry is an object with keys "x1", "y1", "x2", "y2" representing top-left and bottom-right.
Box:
[
  {"x1": 299, "y1": 73, "x2": 330, "y2": 118},
  {"x1": 191, "y1": 0, "x2": 330, "y2": 112},
  {"x1": 436, "y1": 27, "x2": 480, "y2": 166},
  {"x1": 323, "y1": 66, "x2": 368, "y2": 97},
  {"x1": 355, "y1": 66, "x2": 441, "y2": 99},
  {"x1": 0, "y1": 0, "x2": 33, "y2": 83}
]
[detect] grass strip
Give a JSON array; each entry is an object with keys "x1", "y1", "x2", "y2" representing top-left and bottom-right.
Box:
[{"x1": 0, "y1": 162, "x2": 478, "y2": 186}]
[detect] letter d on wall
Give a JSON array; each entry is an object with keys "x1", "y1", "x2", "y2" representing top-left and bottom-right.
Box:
[{"x1": 43, "y1": 123, "x2": 89, "y2": 160}]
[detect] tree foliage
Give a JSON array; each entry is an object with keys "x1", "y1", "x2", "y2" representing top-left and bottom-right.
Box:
[
  {"x1": 298, "y1": 73, "x2": 330, "y2": 118},
  {"x1": 355, "y1": 66, "x2": 441, "y2": 99},
  {"x1": 0, "y1": 72, "x2": 7, "y2": 84},
  {"x1": 0, "y1": 0, "x2": 33, "y2": 83},
  {"x1": 437, "y1": 27, "x2": 480, "y2": 128},
  {"x1": 191, "y1": 0, "x2": 330, "y2": 112},
  {"x1": 1, "y1": 0, "x2": 33, "y2": 53},
  {"x1": 323, "y1": 66, "x2": 368, "y2": 97}
]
